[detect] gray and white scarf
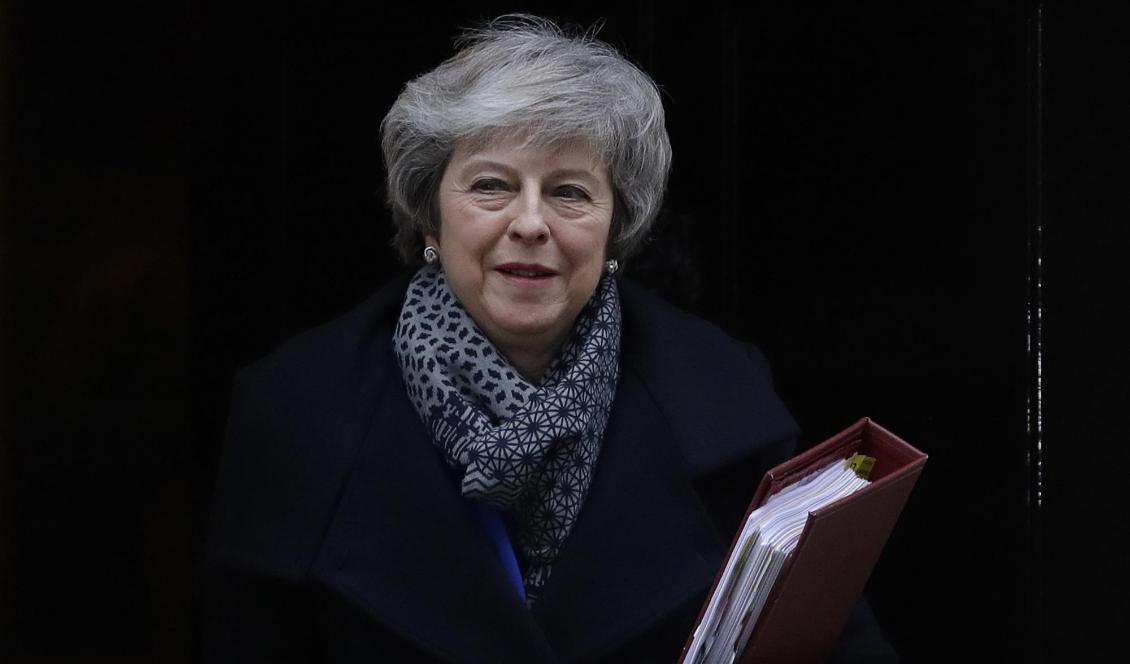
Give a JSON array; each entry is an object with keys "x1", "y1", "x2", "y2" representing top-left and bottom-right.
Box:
[{"x1": 392, "y1": 264, "x2": 622, "y2": 601}]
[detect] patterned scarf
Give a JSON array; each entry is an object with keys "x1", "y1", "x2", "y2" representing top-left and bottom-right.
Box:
[{"x1": 392, "y1": 264, "x2": 622, "y2": 601}]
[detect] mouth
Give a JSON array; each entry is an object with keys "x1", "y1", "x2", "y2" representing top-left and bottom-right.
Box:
[{"x1": 496, "y1": 263, "x2": 558, "y2": 278}]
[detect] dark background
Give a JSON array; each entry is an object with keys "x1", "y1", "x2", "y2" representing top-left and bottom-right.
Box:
[{"x1": 1, "y1": 2, "x2": 1126, "y2": 661}]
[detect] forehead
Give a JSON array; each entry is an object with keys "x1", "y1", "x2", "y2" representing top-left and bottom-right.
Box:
[{"x1": 449, "y1": 133, "x2": 607, "y2": 175}]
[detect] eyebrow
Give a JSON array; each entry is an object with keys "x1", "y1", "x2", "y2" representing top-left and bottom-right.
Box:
[{"x1": 457, "y1": 159, "x2": 603, "y2": 185}]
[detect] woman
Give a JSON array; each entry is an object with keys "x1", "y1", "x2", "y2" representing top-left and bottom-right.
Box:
[{"x1": 204, "y1": 15, "x2": 897, "y2": 662}]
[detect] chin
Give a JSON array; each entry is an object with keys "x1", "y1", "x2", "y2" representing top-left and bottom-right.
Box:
[
  {"x1": 492, "y1": 308, "x2": 570, "y2": 341},
  {"x1": 496, "y1": 314, "x2": 560, "y2": 338}
]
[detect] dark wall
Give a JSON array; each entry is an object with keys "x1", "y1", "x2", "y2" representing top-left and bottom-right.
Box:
[
  {"x1": 1042, "y1": 4, "x2": 1129, "y2": 661},
  {"x1": 1, "y1": 1, "x2": 191, "y2": 660},
  {"x1": 1, "y1": 2, "x2": 1125, "y2": 661}
]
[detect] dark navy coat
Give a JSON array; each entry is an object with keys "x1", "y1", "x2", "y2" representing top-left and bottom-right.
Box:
[{"x1": 203, "y1": 273, "x2": 897, "y2": 663}]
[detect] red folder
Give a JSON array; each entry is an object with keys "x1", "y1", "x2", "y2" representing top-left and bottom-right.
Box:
[{"x1": 680, "y1": 417, "x2": 928, "y2": 664}]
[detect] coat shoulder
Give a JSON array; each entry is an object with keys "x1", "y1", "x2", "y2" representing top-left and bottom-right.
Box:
[
  {"x1": 238, "y1": 272, "x2": 411, "y2": 402},
  {"x1": 617, "y1": 280, "x2": 801, "y2": 476},
  {"x1": 206, "y1": 274, "x2": 411, "y2": 577}
]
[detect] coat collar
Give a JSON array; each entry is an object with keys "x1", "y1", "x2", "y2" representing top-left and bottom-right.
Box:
[{"x1": 309, "y1": 346, "x2": 728, "y2": 662}]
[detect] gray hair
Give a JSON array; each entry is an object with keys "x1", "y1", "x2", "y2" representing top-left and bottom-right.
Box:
[{"x1": 380, "y1": 14, "x2": 672, "y2": 264}]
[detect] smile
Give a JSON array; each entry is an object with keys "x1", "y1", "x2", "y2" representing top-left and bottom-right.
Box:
[{"x1": 496, "y1": 263, "x2": 558, "y2": 280}]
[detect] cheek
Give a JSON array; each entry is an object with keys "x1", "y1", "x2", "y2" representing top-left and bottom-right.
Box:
[
  {"x1": 567, "y1": 222, "x2": 612, "y2": 269},
  {"x1": 560, "y1": 231, "x2": 610, "y2": 300},
  {"x1": 455, "y1": 228, "x2": 498, "y2": 273},
  {"x1": 439, "y1": 210, "x2": 493, "y2": 264}
]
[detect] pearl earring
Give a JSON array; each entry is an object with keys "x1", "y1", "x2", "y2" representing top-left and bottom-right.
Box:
[
  {"x1": 423, "y1": 245, "x2": 439, "y2": 265},
  {"x1": 605, "y1": 259, "x2": 619, "y2": 275}
]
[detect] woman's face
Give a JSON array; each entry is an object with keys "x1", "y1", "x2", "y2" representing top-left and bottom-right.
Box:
[{"x1": 428, "y1": 134, "x2": 614, "y2": 364}]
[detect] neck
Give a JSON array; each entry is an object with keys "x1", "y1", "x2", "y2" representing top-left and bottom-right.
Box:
[
  {"x1": 495, "y1": 328, "x2": 571, "y2": 384},
  {"x1": 504, "y1": 348, "x2": 554, "y2": 384}
]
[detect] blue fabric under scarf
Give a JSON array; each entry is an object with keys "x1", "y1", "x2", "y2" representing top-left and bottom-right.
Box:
[{"x1": 471, "y1": 502, "x2": 527, "y2": 603}]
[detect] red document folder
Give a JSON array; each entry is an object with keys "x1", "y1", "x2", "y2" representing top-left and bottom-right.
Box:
[{"x1": 680, "y1": 418, "x2": 928, "y2": 664}]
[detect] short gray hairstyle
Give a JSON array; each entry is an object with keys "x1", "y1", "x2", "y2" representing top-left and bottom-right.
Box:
[{"x1": 380, "y1": 14, "x2": 672, "y2": 264}]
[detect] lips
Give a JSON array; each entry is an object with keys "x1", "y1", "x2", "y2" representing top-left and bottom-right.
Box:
[{"x1": 495, "y1": 263, "x2": 558, "y2": 279}]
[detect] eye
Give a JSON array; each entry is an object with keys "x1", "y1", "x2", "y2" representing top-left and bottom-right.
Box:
[
  {"x1": 469, "y1": 177, "x2": 510, "y2": 193},
  {"x1": 554, "y1": 184, "x2": 592, "y2": 201}
]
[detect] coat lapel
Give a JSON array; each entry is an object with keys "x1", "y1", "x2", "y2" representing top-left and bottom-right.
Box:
[
  {"x1": 530, "y1": 365, "x2": 728, "y2": 661},
  {"x1": 310, "y1": 357, "x2": 557, "y2": 663}
]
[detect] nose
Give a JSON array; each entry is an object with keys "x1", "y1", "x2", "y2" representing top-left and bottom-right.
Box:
[{"x1": 507, "y1": 191, "x2": 549, "y2": 244}]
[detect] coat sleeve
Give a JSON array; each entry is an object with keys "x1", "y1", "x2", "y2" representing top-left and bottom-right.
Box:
[
  {"x1": 200, "y1": 366, "x2": 327, "y2": 662},
  {"x1": 200, "y1": 283, "x2": 385, "y2": 659}
]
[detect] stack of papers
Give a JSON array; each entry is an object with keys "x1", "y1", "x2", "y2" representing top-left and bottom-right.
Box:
[{"x1": 687, "y1": 458, "x2": 872, "y2": 664}]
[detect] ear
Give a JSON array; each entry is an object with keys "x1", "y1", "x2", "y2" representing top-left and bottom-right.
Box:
[{"x1": 424, "y1": 233, "x2": 440, "y2": 248}]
